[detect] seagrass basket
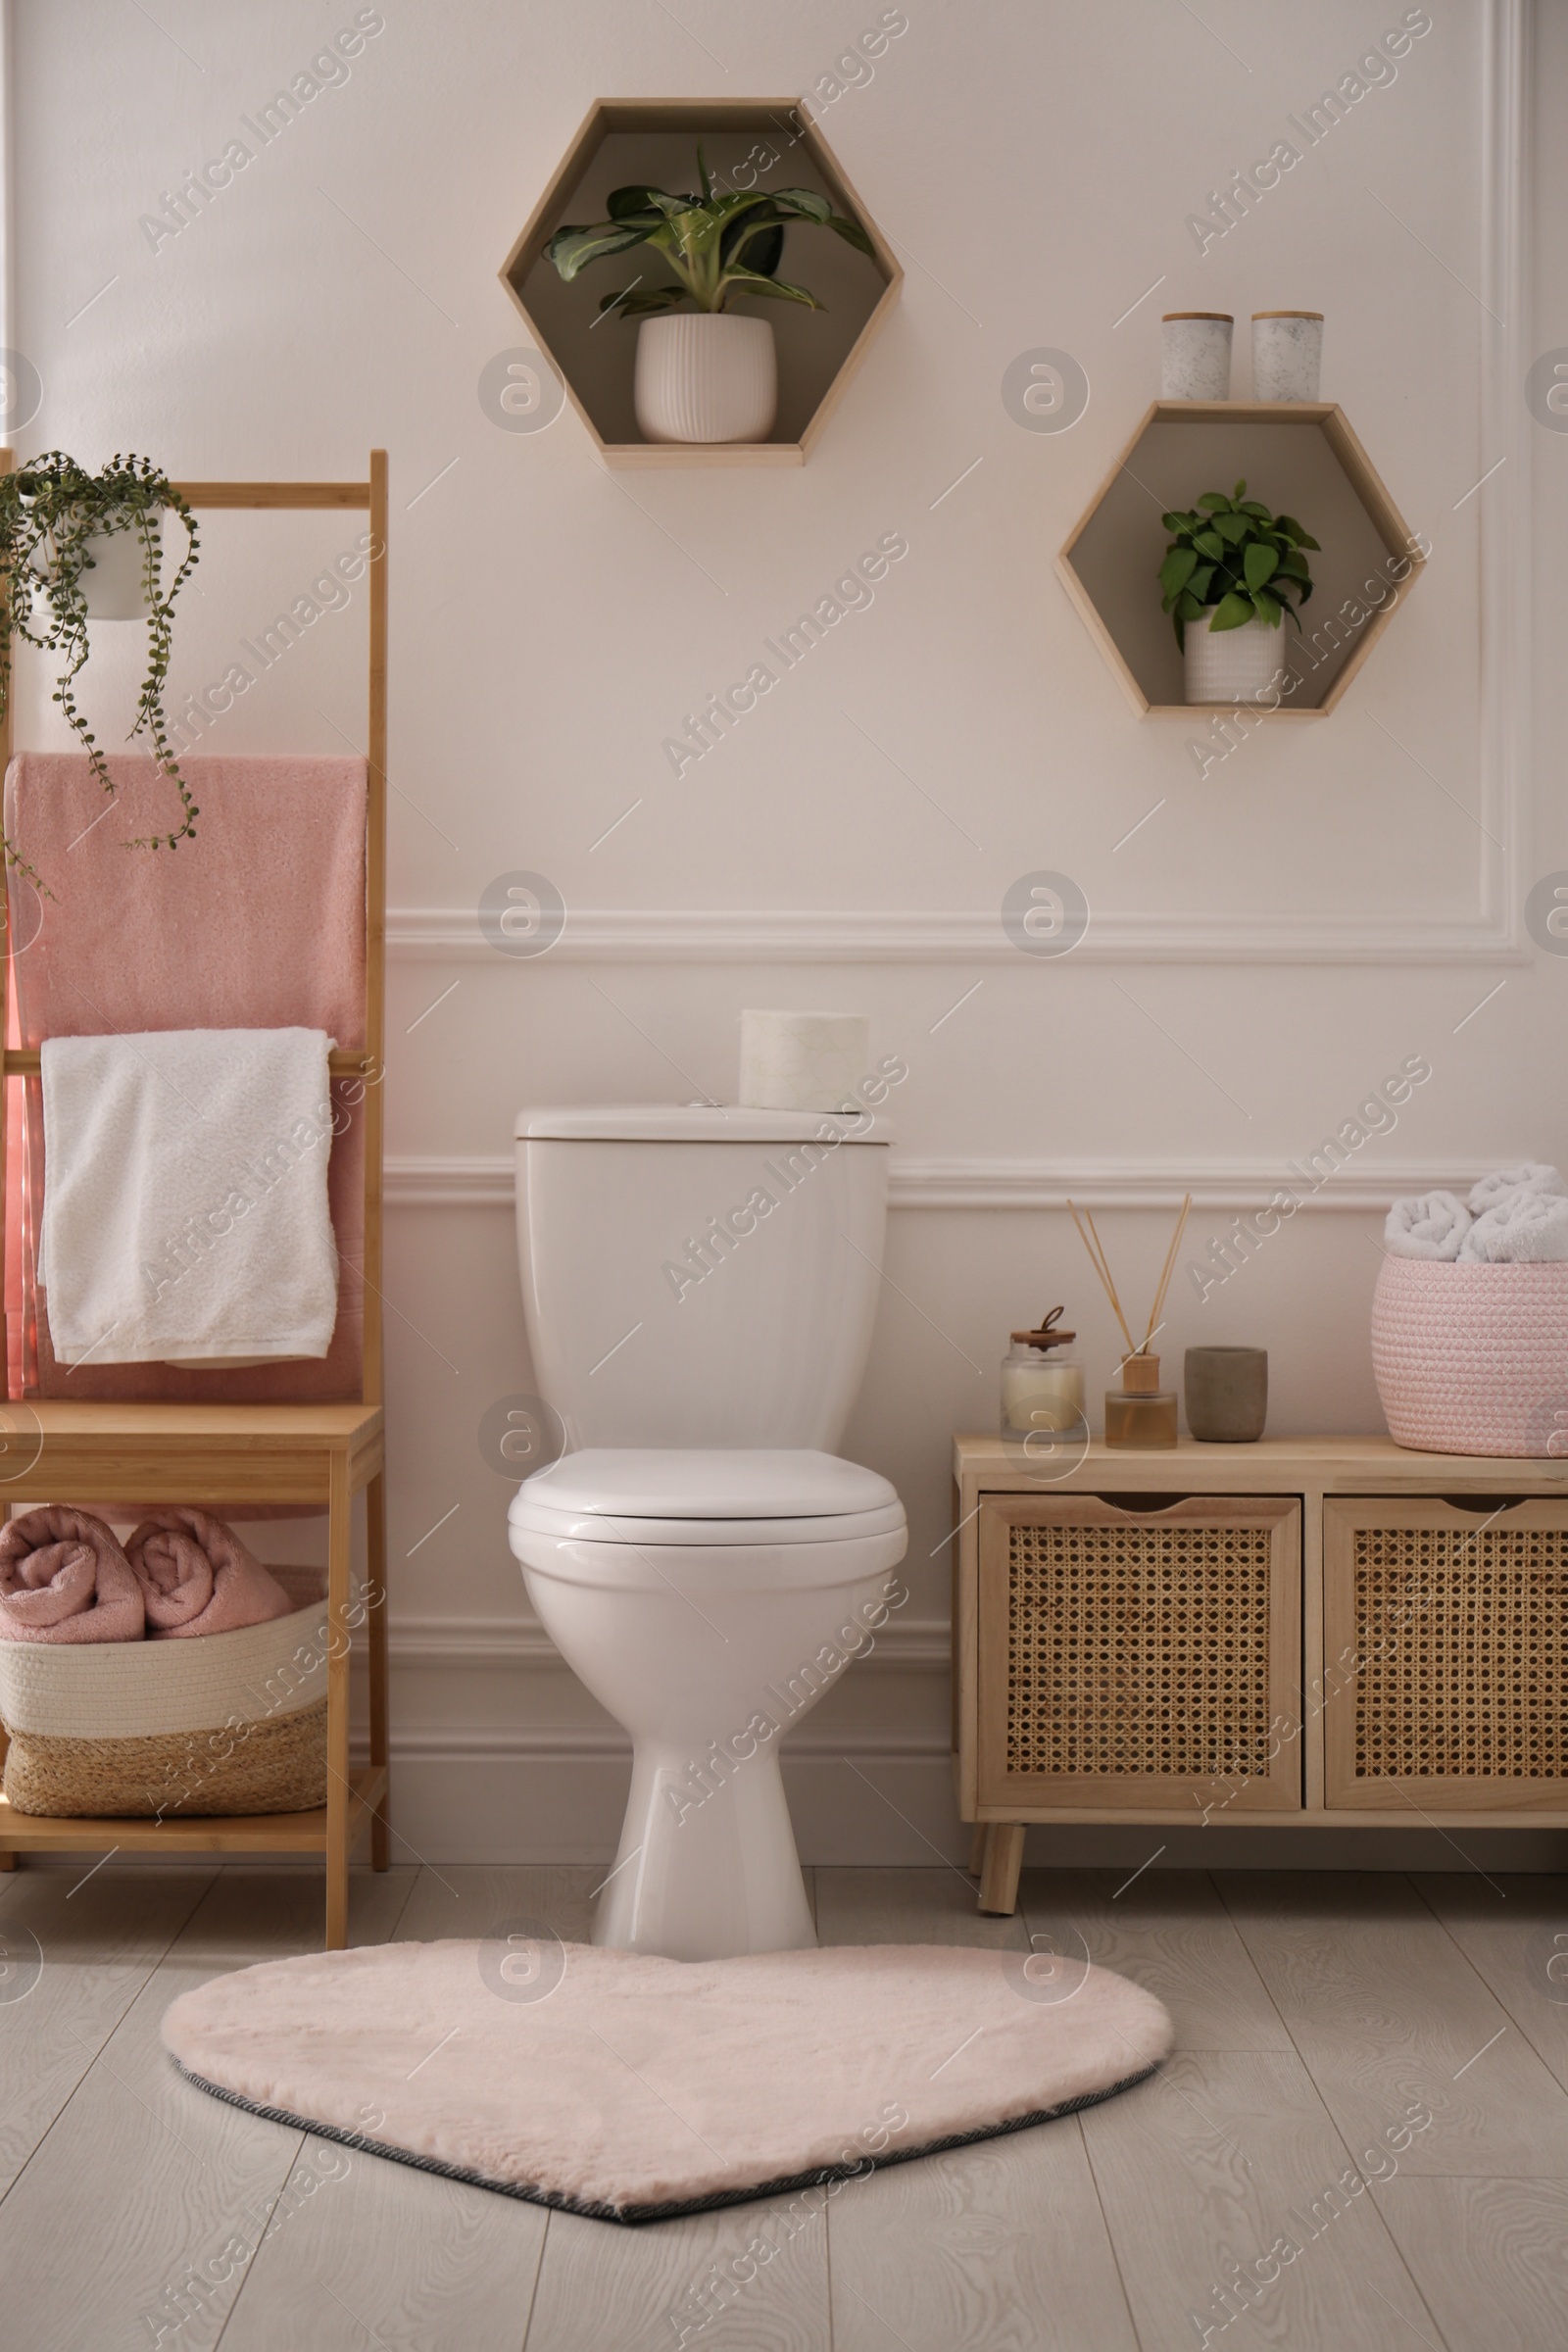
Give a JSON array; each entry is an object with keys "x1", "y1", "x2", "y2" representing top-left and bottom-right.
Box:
[{"x1": 0, "y1": 1567, "x2": 328, "y2": 1818}]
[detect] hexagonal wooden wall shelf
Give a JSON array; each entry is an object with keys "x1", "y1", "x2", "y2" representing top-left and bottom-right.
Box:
[
  {"x1": 1057, "y1": 402, "x2": 1426, "y2": 716},
  {"x1": 501, "y1": 99, "x2": 901, "y2": 467}
]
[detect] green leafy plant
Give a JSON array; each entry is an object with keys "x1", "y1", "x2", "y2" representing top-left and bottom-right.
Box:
[
  {"x1": 544, "y1": 143, "x2": 874, "y2": 318},
  {"x1": 0, "y1": 452, "x2": 201, "y2": 868},
  {"x1": 1159, "y1": 478, "x2": 1318, "y2": 648}
]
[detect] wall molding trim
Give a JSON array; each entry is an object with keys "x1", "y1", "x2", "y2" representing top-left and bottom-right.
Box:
[
  {"x1": 384, "y1": 1615, "x2": 952, "y2": 1772},
  {"x1": 388, "y1": 1613, "x2": 952, "y2": 1669},
  {"x1": 385, "y1": 1154, "x2": 1477, "y2": 1213},
  {"x1": 387, "y1": 1724, "x2": 950, "y2": 1763},
  {"x1": 387, "y1": 905, "x2": 1524, "y2": 967}
]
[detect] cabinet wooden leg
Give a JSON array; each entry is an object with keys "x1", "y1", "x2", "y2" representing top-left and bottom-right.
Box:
[
  {"x1": 968, "y1": 1824, "x2": 987, "y2": 1877},
  {"x1": 977, "y1": 1823, "x2": 1025, "y2": 1916},
  {"x1": 325, "y1": 1450, "x2": 351, "y2": 1951},
  {"x1": 367, "y1": 1468, "x2": 389, "y2": 1872}
]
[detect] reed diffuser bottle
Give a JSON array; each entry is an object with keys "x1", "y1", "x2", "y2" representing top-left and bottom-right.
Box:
[
  {"x1": 1105, "y1": 1349, "x2": 1178, "y2": 1449},
  {"x1": 1067, "y1": 1193, "x2": 1191, "y2": 1451}
]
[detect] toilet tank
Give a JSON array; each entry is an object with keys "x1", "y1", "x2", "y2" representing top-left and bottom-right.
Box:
[{"x1": 514, "y1": 1105, "x2": 891, "y2": 1449}]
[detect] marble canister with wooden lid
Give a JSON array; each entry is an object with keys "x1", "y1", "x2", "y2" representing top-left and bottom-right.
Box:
[
  {"x1": 1160, "y1": 313, "x2": 1233, "y2": 400},
  {"x1": 1251, "y1": 311, "x2": 1323, "y2": 401}
]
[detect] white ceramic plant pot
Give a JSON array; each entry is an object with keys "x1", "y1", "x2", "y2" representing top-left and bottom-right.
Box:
[
  {"x1": 634, "y1": 315, "x2": 778, "y2": 445},
  {"x1": 79, "y1": 528, "x2": 156, "y2": 617},
  {"x1": 29, "y1": 521, "x2": 157, "y2": 618},
  {"x1": 1184, "y1": 612, "x2": 1285, "y2": 705}
]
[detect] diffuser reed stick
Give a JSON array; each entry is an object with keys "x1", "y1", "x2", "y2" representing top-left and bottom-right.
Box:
[
  {"x1": 1069, "y1": 1194, "x2": 1193, "y2": 1451},
  {"x1": 1067, "y1": 1193, "x2": 1192, "y2": 1358},
  {"x1": 1066, "y1": 1200, "x2": 1137, "y2": 1357},
  {"x1": 1143, "y1": 1193, "x2": 1192, "y2": 1351}
]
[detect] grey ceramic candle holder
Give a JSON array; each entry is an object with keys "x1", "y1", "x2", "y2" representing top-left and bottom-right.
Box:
[{"x1": 1185, "y1": 1346, "x2": 1268, "y2": 1442}]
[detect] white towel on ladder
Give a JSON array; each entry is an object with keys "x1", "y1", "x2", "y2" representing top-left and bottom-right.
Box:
[{"x1": 39, "y1": 1027, "x2": 339, "y2": 1366}]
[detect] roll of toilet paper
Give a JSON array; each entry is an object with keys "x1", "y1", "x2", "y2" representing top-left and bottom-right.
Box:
[{"x1": 739, "y1": 1010, "x2": 870, "y2": 1114}]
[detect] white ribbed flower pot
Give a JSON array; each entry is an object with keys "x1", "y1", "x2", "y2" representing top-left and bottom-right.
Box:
[
  {"x1": 634, "y1": 315, "x2": 778, "y2": 445},
  {"x1": 1184, "y1": 611, "x2": 1284, "y2": 705}
]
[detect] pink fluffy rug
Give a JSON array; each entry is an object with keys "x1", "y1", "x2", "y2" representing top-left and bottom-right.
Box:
[{"x1": 163, "y1": 1939, "x2": 1172, "y2": 2225}]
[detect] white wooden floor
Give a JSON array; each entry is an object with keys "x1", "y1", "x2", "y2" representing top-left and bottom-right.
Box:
[{"x1": 2, "y1": 1858, "x2": 1566, "y2": 2349}]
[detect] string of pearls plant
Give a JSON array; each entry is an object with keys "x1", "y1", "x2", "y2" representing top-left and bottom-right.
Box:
[{"x1": 0, "y1": 452, "x2": 201, "y2": 880}]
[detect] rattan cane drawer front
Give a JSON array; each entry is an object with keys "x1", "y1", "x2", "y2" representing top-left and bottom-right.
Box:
[
  {"x1": 1324, "y1": 1498, "x2": 1568, "y2": 1810},
  {"x1": 976, "y1": 1494, "x2": 1301, "y2": 1813}
]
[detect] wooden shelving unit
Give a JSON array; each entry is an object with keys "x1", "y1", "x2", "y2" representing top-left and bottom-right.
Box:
[
  {"x1": 953, "y1": 1436, "x2": 1568, "y2": 1915},
  {"x1": 500, "y1": 97, "x2": 902, "y2": 466},
  {"x1": 1056, "y1": 402, "x2": 1425, "y2": 718},
  {"x1": 0, "y1": 459, "x2": 391, "y2": 1951},
  {"x1": 0, "y1": 1401, "x2": 386, "y2": 1942},
  {"x1": 0, "y1": 1768, "x2": 386, "y2": 1854}
]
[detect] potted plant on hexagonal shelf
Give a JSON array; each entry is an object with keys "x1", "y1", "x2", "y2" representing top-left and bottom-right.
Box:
[
  {"x1": 1160, "y1": 480, "x2": 1318, "y2": 705},
  {"x1": 544, "y1": 144, "x2": 874, "y2": 446}
]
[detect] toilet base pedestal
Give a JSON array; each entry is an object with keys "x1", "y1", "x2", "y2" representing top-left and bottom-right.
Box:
[{"x1": 594, "y1": 1738, "x2": 816, "y2": 1960}]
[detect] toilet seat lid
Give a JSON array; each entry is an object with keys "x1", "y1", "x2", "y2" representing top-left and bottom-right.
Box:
[{"x1": 511, "y1": 1448, "x2": 902, "y2": 1545}]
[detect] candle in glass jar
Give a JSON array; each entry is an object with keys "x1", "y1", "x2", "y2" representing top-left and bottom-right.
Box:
[
  {"x1": 1000, "y1": 1309, "x2": 1085, "y2": 1443},
  {"x1": 1002, "y1": 1349, "x2": 1086, "y2": 1435}
]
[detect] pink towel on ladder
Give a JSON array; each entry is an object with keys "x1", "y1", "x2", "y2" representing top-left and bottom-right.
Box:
[
  {"x1": 124, "y1": 1509, "x2": 295, "y2": 1639},
  {"x1": 0, "y1": 1506, "x2": 145, "y2": 1642},
  {"x1": 3, "y1": 754, "x2": 368, "y2": 1404}
]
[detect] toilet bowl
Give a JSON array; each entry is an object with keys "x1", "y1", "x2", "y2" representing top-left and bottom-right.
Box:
[
  {"x1": 510, "y1": 1447, "x2": 906, "y2": 1959},
  {"x1": 508, "y1": 1103, "x2": 906, "y2": 1959}
]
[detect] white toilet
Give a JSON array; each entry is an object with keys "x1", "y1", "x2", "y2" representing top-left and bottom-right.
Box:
[{"x1": 506, "y1": 1103, "x2": 906, "y2": 1960}]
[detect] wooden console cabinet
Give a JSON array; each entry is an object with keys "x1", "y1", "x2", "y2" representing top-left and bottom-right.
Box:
[{"x1": 952, "y1": 1437, "x2": 1568, "y2": 1914}]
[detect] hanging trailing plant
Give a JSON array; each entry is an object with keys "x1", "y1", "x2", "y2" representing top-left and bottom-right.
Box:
[{"x1": 0, "y1": 452, "x2": 201, "y2": 871}]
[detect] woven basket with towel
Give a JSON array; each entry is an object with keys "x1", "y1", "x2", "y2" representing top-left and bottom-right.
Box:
[
  {"x1": 0, "y1": 1509, "x2": 328, "y2": 1816},
  {"x1": 1374, "y1": 1164, "x2": 1568, "y2": 1457}
]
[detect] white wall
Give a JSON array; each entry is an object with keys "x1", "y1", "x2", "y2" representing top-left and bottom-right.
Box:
[{"x1": 8, "y1": 0, "x2": 1563, "y2": 1865}]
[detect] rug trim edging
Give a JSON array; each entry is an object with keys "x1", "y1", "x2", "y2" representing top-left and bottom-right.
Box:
[{"x1": 170, "y1": 2056, "x2": 1163, "y2": 2227}]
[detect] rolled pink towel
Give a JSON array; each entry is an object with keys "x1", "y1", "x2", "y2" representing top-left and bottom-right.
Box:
[
  {"x1": 0, "y1": 1506, "x2": 145, "y2": 1642},
  {"x1": 124, "y1": 1508, "x2": 295, "y2": 1639}
]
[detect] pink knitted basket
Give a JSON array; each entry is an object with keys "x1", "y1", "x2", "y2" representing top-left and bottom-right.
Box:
[{"x1": 1371, "y1": 1256, "x2": 1568, "y2": 1456}]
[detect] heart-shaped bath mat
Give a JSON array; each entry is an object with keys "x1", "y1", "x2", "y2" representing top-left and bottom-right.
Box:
[{"x1": 164, "y1": 1939, "x2": 1172, "y2": 2225}]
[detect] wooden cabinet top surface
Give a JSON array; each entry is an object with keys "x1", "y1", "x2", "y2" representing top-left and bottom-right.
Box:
[{"x1": 954, "y1": 1433, "x2": 1568, "y2": 1497}]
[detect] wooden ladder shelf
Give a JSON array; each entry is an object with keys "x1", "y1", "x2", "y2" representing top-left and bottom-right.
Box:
[{"x1": 0, "y1": 455, "x2": 391, "y2": 1949}]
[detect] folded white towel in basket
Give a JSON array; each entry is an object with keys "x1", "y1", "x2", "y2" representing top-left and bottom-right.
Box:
[
  {"x1": 1467, "y1": 1162, "x2": 1568, "y2": 1214},
  {"x1": 1383, "y1": 1191, "x2": 1473, "y2": 1260},
  {"x1": 1459, "y1": 1189, "x2": 1568, "y2": 1263},
  {"x1": 39, "y1": 1027, "x2": 339, "y2": 1365}
]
